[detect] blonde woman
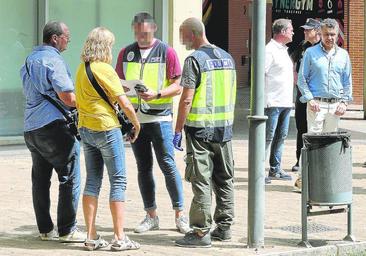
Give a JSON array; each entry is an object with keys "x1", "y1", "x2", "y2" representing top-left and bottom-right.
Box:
[{"x1": 75, "y1": 27, "x2": 140, "y2": 251}]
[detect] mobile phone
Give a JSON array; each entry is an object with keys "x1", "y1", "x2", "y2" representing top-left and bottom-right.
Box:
[{"x1": 134, "y1": 83, "x2": 148, "y2": 93}]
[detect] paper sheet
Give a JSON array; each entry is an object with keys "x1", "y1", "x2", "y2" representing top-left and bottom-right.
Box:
[{"x1": 120, "y1": 79, "x2": 144, "y2": 96}]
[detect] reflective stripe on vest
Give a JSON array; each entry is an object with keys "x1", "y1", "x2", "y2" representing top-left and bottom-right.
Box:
[
  {"x1": 122, "y1": 41, "x2": 172, "y2": 111},
  {"x1": 125, "y1": 62, "x2": 171, "y2": 108},
  {"x1": 186, "y1": 47, "x2": 236, "y2": 128}
]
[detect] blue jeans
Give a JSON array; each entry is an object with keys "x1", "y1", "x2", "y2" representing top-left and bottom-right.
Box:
[
  {"x1": 131, "y1": 121, "x2": 184, "y2": 211},
  {"x1": 265, "y1": 107, "x2": 291, "y2": 174},
  {"x1": 24, "y1": 120, "x2": 81, "y2": 236},
  {"x1": 79, "y1": 127, "x2": 127, "y2": 202}
]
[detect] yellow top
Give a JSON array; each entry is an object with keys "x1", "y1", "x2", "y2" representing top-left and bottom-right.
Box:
[{"x1": 75, "y1": 61, "x2": 125, "y2": 131}]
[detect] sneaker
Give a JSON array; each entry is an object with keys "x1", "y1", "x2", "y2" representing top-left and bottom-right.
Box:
[
  {"x1": 268, "y1": 169, "x2": 292, "y2": 181},
  {"x1": 40, "y1": 229, "x2": 58, "y2": 241},
  {"x1": 210, "y1": 227, "x2": 231, "y2": 241},
  {"x1": 175, "y1": 215, "x2": 192, "y2": 234},
  {"x1": 59, "y1": 228, "x2": 86, "y2": 243},
  {"x1": 291, "y1": 164, "x2": 299, "y2": 172},
  {"x1": 110, "y1": 235, "x2": 140, "y2": 251},
  {"x1": 292, "y1": 178, "x2": 302, "y2": 193},
  {"x1": 134, "y1": 215, "x2": 159, "y2": 233},
  {"x1": 265, "y1": 176, "x2": 271, "y2": 184},
  {"x1": 84, "y1": 235, "x2": 109, "y2": 251},
  {"x1": 175, "y1": 231, "x2": 211, "y2": 248}
]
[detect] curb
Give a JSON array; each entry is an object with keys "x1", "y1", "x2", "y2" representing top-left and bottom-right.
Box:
[
  {"x1": 0, "y1": 136, "x2": 25, "y2": 146},
  {"x1": 262, "y1": 242, "x2": 366, "y2": 256}
]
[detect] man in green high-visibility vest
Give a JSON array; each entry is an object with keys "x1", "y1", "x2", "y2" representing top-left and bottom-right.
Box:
[{"x1": 174, "y1": 17, "x2": 237, "y2": 248}]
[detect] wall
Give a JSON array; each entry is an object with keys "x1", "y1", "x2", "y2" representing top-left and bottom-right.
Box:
[
  {"x1": 229, "y1": 0, "x2": 251, "y2": 88},
  {"x1": 0, "y1": 0, "x2": 156, "y2": 136},
  {"x1": 229, "y1": 0, "x2": 272, "y2": 88},
  {"x1": 346, "y1": 0, "x2": 364, "y2": 104},
  {"x1": 169, "y1": 0, "x2": 202, "y2": 62},
  {"x1": 169, "y1": 0, "x2": 202, "y2": 125},
  {"x1": 0, "y1": 0, "x2": 37, "y2": 135}
]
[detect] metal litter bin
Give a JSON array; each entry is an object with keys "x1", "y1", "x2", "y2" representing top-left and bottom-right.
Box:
[
  {"x1": 303, "y1": 131, "x2": 352, "y2": 205},
  {"x1": 300, "y1": 132, "x2": 354, "y2": 247}
]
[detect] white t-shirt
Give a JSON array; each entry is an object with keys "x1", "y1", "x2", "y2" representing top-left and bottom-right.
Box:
[
  {"x1": 137, "y1": 44, "x2": 172, "y2": 123},
  {"x1": 264, "y1": 39, "x2": 294, "y2": 108}
]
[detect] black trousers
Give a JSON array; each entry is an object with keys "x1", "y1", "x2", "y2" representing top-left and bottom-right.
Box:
[
  {"x1": 24, "y1": 120, "x2": 81, "y2": 236},
  {"x1": 294, "y1": 90, "x2": 307, "y2": 165}
]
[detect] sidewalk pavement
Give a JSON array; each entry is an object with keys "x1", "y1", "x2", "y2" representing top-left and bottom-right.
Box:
[{"x1": 1, "y1": 88, "x2": 366, "y2": 255}]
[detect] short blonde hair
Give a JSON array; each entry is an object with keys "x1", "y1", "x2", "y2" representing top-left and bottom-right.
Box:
[{"x1": 81, "y1": 27, "x2": 115, "y2": 64}]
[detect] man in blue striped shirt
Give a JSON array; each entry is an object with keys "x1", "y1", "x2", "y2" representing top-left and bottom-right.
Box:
[{"x1": 298, "y1": 18, "x2": 352, "y2": 133}]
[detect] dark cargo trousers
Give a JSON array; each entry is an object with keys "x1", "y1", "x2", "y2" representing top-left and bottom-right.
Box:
[{"x1": 185, "y1": 133, "x2": 235, "y2": 233}]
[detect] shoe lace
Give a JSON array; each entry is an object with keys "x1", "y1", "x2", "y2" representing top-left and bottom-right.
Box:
[
  {"x1": 141, "y1": 216, "x2": 153, "y2": 227},
  {"x1": 177, "y1": 216, "x2": 188, "y2": 224},
  {"x1": 279, "y1": 169, "x2": 288, "y2": 176},
  {"x1": 71, "y1": 228, "x2": 81, "y2": 236}
]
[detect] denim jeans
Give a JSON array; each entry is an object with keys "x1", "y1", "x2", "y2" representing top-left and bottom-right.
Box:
[
  {"x1": 24, "y1": 120, "x2": 81, "y2": 236},
  {"x1": 79, "y1": 127, "x2": 127, "y2": 202},
  {"x1": 131, "y1": 121, "x2": 184, "y2": 211},
  {"x1": 265, "y1": 107, "x2": 291, "y2": 174}
]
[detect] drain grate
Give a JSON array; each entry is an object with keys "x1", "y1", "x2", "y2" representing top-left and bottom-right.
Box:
[{"x1": 274, "y1": 223, "x2": 339, "y2": 234}]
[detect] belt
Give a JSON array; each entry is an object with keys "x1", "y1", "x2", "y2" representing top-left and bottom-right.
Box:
[{"x1": 314, "y1": 97, "x2": 340, "y2": 103}]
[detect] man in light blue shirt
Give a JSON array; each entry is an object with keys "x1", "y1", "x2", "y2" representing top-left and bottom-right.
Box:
[
  {"x1": 20, "y1": 21, "x2": 85, "y2": 242},
  {"x1": 21, "y1": 43, "x2": 74, "y2": 131},
  {"x1": 298, "y1": 18, "x2": 352, "y2": 133}
]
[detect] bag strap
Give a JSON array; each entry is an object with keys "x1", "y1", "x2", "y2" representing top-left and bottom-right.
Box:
[
  {"x1": 85, "y1": 62, "x2": 117, "y2": 112},
  {"x1": 42, "y1": 94, "x2": 73, "y2": 123},
  {"x1": 24, "y1": 58, "x2": 73, "y2": 123}
]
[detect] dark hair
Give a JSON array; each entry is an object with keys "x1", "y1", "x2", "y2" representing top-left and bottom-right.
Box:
[
  {"x1": 132, "y1": 12, "x2": 155, "y2": 25},
  {"x1": 43, "y1": 21, "x2": 64, "y2": 44}
]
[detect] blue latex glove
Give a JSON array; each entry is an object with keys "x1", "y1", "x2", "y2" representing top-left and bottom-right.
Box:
[{"x1": 173, "y1": 132, "x2": 183, "y2": 151}]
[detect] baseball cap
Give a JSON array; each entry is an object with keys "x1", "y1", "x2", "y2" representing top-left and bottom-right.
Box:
[{"x1": 301, "y1": 18, "x2": 321, "y2": 29}]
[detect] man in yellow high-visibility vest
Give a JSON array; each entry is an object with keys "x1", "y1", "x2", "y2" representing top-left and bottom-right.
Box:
[
  {"x1": 115, "y1": 12, "x2": 190, "y2": 235},
  {"x1": 174, "y1": 17, "x2": 236, "y2": 248}
]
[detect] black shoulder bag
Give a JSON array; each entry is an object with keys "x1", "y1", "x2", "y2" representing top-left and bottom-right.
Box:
[
  {"x1": 41, "y1": 94, "x2": 80, "y2": 141},
  {"x1": 24, "y1": 59, "x2": 80, "y2": 140},
  {"x1": 84, "y1": 62, "x2": 133, "y2": 136}
]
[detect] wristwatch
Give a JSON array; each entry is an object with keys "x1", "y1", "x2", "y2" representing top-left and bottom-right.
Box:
[{"x1": 156, "y1": 91, "x2": 161, "y2": 99}]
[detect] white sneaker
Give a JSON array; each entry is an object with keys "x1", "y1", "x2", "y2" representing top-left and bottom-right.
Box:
[
  {"x1": 59, "y1": 228, "x2": 86, "y2": 243},
  {"x1": 134, "y1": 215, "x2": 159, "y2": 233},
  {"x1": 175, "y1": 215, "x2": 192, "y2": 234},
  {"x1": 40, "y1": 229, "x2": 58, "y2": 241}
]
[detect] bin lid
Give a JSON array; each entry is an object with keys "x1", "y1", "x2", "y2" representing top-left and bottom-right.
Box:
[{"x1": 303, "y1": 131, "x2": 351, "y2": 150}]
